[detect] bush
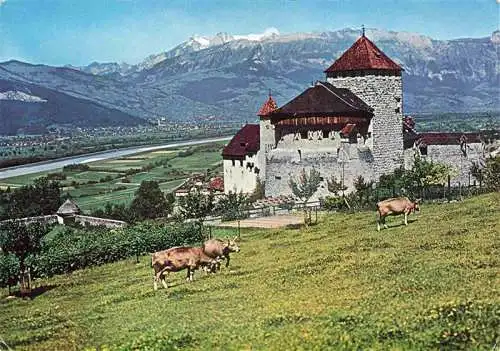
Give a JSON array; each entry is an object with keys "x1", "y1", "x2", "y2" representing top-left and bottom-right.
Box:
[
  {"x1": 0, "y1": 254, "x2": 19, "y2": 290},
  {"x1": 322, "y1": 196, "x2": 345, "y2": 211}
]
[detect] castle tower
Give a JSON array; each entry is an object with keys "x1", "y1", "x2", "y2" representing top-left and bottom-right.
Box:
[
  {"x1": 257, "y1": 93, "x2": 277, "y2": 181},
  {"x1": 324, "y1": 32, "x2": 404, "y2": 178}
]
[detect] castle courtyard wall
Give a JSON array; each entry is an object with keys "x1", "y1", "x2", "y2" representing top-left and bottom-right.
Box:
[{"x1": 403, "y1": 142, "x2": 484, "y2": 186}]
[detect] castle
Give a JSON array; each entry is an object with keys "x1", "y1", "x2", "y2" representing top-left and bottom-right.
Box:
[{"x1": 222, "y1": 33, "x2": 486, "y2": 199}]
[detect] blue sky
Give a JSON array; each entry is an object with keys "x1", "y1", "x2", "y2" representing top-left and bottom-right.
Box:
[{"x1": 0, "y1": 0, "x2": 498, "y2": 66}]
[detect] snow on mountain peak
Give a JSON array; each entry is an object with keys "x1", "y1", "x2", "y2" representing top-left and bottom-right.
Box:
[
  {"x1": 190, "y1": 35, "x2": 211, "y2": 48},
  {"x1": 234, "y1": 27, "x2": 280, "y2": 41}
]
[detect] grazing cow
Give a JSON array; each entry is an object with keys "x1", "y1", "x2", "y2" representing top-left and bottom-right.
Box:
[
  {"x1": 376, "y1": 197, "x2": 420, "y2": 231},
  {"x1": 202, "y1": 237, "x2": 240, "y2": 270},
  {"x1": 151, "y1": 246, "x2": 217, "y2": 290}
]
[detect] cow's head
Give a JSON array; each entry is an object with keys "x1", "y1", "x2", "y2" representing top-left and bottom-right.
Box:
[
  {"x1": 413, "y1": 199, "x2": 421, "y2": 213},
  {"x1": 226, "y1": 236, "x2": 240, "y2": 253}
]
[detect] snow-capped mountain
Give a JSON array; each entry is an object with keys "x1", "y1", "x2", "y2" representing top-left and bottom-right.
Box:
[{"x1": 0, "y1": 27, "x2": 498, "y2": 133}]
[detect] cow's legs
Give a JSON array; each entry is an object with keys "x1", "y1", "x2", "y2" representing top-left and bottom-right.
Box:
[
  {"x1": 225, "y1": 254, "x2": 230, "y2": 268},
  {"x1": 377, "y1": 217, "x2": 381, "y2": 231},
  {"x1": 404, "y1": 212, "x2": 408, "y2": 226},
  {"x1": 186, "y1": 267, "x2": 191, "y2": 282},
  {"x1": 383, "y1": 216, "x2": 388, "y2": 229},
  {"x1": 161, "y1": 272, "x2": 169, "y2": 289}
]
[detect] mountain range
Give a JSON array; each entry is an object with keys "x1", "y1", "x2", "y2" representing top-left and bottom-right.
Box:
[{"x1": 0, "y1": 27, "x2": 499, "y2": 134}]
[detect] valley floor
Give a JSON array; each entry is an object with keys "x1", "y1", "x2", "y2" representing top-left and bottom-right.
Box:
[{"x1": 1, "y1": 193, "x2": 499, "y2": 350}]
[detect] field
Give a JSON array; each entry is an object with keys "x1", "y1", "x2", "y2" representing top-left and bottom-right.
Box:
[
  {"x1": 1, "y1": 193, "x2": 498, "y2": 350},
  {"x1": 0, "y1": 142, "x2": 225, "y2": 212}
]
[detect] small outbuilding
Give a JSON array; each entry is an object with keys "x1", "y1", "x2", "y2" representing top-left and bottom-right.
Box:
[{"x1": 56, "y1": 199, "x2": 81, "y2": 225}]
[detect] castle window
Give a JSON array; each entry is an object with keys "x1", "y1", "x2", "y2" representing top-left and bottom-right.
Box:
[
  {"x1": 319, "y1": 177, "x2": 324, "y2": 181},
  {"x1": 322, "y1": 130, "x2": 329, "y2": 139},
  {"x1": 232, "y1": 160, "x2": 235, "y2": 166},
  {"x1": 239, "y1": 160, "x2": 244, "y2": 167},
  {"x1": 419, "y1": 146, "x2": 428, "y2": 156},
  {"x1": 275, "y1": 176, "x2": 281, "y2": 180},
  {"x1": 300, "y1": 131, "x2": 308, "y2": 139},
  {"x1": 395, "y1": 107, "x2": 401, "y2": 113}
]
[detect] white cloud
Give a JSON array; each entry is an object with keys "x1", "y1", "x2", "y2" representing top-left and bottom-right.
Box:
[{"x1": 0, "y1": 0, "x2": 6, "y2": 6}]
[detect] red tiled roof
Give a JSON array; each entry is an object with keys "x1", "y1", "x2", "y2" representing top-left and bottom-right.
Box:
[
  {"x1": 325, "y1": 35, "x2": 402, "y2": 73},
  {"x1": 208, "y1": 177, "x2": 224, "y2": 192},
  {"x1": 257, "y1": 95, "x2": 278, "y2": 117},
  {"x1": 270, "y1": 81, "x2": 372, "y2": 119},
  {"x1": 417, "y1": 133, "x2": 483, "y2": 146},
  {"x1": 222, "y1": 124, "x2": 260, "y2": 159}
]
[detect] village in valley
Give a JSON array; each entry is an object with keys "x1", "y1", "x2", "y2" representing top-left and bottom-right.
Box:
[{"x1": 0, "y1": 1, "x2": 499, "y2": 350}]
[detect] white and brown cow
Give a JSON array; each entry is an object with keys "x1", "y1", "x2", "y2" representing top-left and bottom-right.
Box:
[
  {"x1": 376, "y1": 197, "x2": 420, "y2": 231},
  {"x1": 151, "y1": 246, "x2": 217, "y2": 290}
]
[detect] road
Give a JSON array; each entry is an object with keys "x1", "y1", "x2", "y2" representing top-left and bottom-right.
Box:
[{"x1": 0, "y1": 136, "x2": 231, "y2": 180}]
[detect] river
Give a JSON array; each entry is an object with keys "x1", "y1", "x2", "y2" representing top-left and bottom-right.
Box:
[{"x1": 0, "y1": 136, "x2": 232, "y2": 180}]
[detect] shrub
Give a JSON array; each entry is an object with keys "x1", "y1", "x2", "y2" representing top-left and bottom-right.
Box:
[{"x1": 0, "y1": 254, "x2": 19, "y2": 291}]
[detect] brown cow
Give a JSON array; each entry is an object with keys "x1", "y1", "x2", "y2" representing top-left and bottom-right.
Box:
[
  {"x1": 376, "y1": 197, "x2": 420, "y2": 231},
  {"x1": 151, "y1": 246, "x2": 217, "y2": 290},
  {"x1": 202, "y1": 237, "x2": 240, "y2": 270}
]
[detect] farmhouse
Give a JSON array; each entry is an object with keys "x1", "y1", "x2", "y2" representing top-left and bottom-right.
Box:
[{"x1": 223, "y1": 32, "x2": 487, "y2": 198}]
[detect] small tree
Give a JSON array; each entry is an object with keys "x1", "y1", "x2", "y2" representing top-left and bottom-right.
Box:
[
  {"x1": 216, "y1": 192, "x2": 249, "y2": 222},
  {"x1": 130, "y1": 181, "x2": 169, "y2": 220},
  {"x1": 177, "y1": 189, "x2": 215, "y2": 232},
  {"x1": 289, "y1": 168, "x2": 321, "y2": 225},
  {"x1": 327, "y1": 175, "x2": 347, "y2": 196},
  {"x1": 471, "y1": 155, "x2": 500, "y2": 191},
  {"x1": 353, "y1": 175, "x2": 373, "y2": 204},
  {"x1": 0, "y1": 222, "x2": 51, "y2": 295}
]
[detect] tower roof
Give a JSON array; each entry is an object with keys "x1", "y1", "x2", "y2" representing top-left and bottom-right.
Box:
[
  {"x1": 257, "y1": 95, "x2": 278, "y2": 117},
  {"x1": 222, "y1": 124, "x2": 260, "y2": 159},
  {"x1": 324, "y1": 35, "x2": 402, "y2": 73}
]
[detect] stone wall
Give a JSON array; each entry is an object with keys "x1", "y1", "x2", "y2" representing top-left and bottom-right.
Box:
[
  {"x1": 327, "y1": 74, "x2": 403, "y2": 178},
  {"x1": 265, "y1": 143, "x2": 374, "y2": 200},
  {"x1": 74, "y1": 215, "x2": 127, "y2": 228},
  {"x1": 223, "y1": 153, "x2": 260, "y2": 194},
  {"x1": 403, "y1": 142, "x2": 485, "y2": 186}
]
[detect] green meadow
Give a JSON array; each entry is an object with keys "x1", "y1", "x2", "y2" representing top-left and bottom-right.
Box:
[{"x1": 1, "y1": 193, "x2": 498, "y2": 350}]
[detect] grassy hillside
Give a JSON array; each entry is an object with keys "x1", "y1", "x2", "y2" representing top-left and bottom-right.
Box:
[{"x1": 1, "y1": 193, "x2": 499, "y2": 350}]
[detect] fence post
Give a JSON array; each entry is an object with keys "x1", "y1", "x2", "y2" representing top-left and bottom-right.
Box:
[
  {"x1": 447, "y1": 175, "x2": 451, "y2": 202},
  {"x1": 459, "y1": 182, "x2": 462, "y2": 200},
  {"x1": 237, "y1": 220, "x2": 241, "y2": 239}
]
